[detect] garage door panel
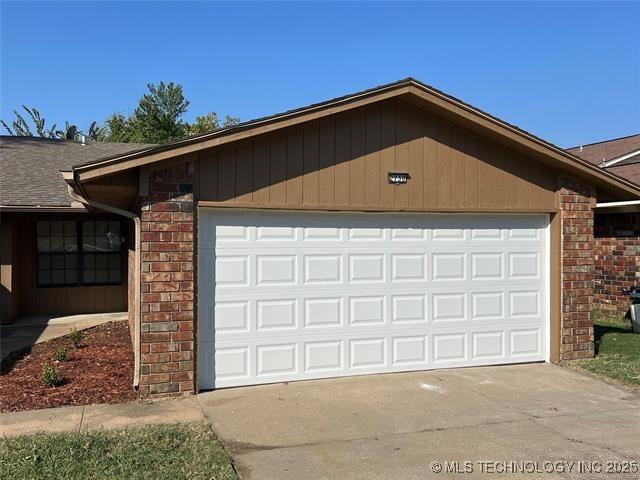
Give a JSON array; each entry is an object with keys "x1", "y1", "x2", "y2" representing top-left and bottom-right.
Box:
[
  {"x1": 207, "y1": 291, "x2": 546, "y2": 335},
  {"x1": 198, "y1": 211, "x2": 548, "y2": 389},
  {"x1": 205, "y1": 324, "x2": 546, "y2": 389}
]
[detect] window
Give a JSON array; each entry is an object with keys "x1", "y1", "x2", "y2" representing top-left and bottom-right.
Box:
[
  {"x1": 36, "y1": 220, "x2": 123, "y2": 287},
  {"x1": 82, "y1": 220, "x2": 122, "y2": 284},
  {"x1": 36, "y1": 221, "x2": 79, "y2": 286}
]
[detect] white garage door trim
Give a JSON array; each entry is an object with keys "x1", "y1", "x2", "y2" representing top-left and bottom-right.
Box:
[{"x1": 197, "y1": 209, "x2": 549, "y2": 390}]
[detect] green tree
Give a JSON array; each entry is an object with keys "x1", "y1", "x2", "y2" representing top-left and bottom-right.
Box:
[
  {"x1": 3, "y1": 83, "x2": 239, "y2": 145},
  {"x1": 1, "y1": 105, "x2": 95, "y2": 140},
  {"x1": 99, "y1": 82, "x2": 239, "y2": 143},
  {"x1": 97, "y1": 113, "x2": 131, "y2": 142},
  {"x1": 127, "y1": 82, "x2": 190, "y2": 143},
  {"x1": 187, "y1": 112, "x2": 240, "y2": 136}
]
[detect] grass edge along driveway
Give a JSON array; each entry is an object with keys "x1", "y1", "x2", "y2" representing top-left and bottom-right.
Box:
[
  {"x1": 0, "y1": 423, "x2": 238, "y2": 480},
  {"x1": 568, "y1": 311, "x2": 640, "y2": 388}
]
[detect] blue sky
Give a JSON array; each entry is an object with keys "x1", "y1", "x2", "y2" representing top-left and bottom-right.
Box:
[{"x1": 1, "y1": 1, "x2": 639, "y2": 148}]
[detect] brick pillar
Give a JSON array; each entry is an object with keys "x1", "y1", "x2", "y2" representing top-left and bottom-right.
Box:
[
  {"x1": 559, "y1": 177, "x2": 595, "y2": 360},
  {"x1": 139, "y1": 161, "x2": 196, "y2": 396}
]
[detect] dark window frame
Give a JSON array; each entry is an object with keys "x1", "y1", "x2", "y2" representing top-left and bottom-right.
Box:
[
  {"x1": 36, "y1": 219, "x2": 124, "y2": 288},
  {"x1": 81, "y1": 220, "x2": 124, "y2": 286}
]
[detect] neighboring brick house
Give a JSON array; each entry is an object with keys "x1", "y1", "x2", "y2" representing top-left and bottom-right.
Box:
[
  {"x1": 568, "y1": 135, "x2": 640, "y2": 314},
  {"x1": 4, "y1": 79, "x2": 640, "y2": 397}
]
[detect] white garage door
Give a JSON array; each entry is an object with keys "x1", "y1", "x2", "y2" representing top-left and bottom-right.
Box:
[{"x1": 197, "y1": 210, "x2": 549, "y2": 389}]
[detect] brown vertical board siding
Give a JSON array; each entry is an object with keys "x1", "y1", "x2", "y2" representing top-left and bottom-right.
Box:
[
  {"x1": 252, "y1": 137, "x2": 270, "y2": 204},
  {"x1": 463, "y1": 134, "x2": 479, "y2": 207},
  {"x1": 235, "y1": 142, "x2": 253, "y2": 204},
  {"x1": 477, "y1": 141, "x2": 493, "y2": 209},
  {"x1": 287, "y1": 127, "x2": 304, "y2": 206},
  {"x1": 491, "y1": 146, "x2": 506, "y2": 209},
  {"x1": 450, "y1": 127, "x2": 466, "y2": 208},
  {"x1": 218, "y1": 146, "x2": 236, "y2": 202},
  {"x1": 409, "y1": 108, "x2": 424, "y2": 207},
  {"x1": 198, "y1": 150, "x2": 218, "y2": 202},
  {"x1": 198, "y1": 98, "x2": 557, "y2": 212},
  {"x1": 532, "y1": 165, "x2": 555, "y2": 210},
  {"x1": 365, "y1": 107, "x2": 381, "y2": 207},
  {"x1": 515, "y1": 154, "x2": 532, "y2": 210},
  {"x1": 503, "y1": 149, "x2": 519, "y2": 208},
  {"x1": 334, "y1": 113, "x2": 351, "y2": 206},
  {"x1": 303, "y1": 123, "x2": 320, "y2": 206},
  {"x1": 436, "y1": 122, "x2": 453, "y2": 208},
  {"x1": 423, "y1": 114, "x2": 439, "y2": 208},
  {"x1": 269, "y1": 132, "x2": 288, "y2": 205},
  {"x1": 318, "y1": 118, "x2": 336, "y2": 205},
  {"x1": 349, "y1": 110, "x2": 366, "y2": 206},
  {"x1": 529, "y1": 163, "x2": 542, "y2": 210},
  {"x1": 379, "y1": 102, "x2": 396, "y2": 208},
  {"x1": 1, "y1": 219, "x2": 14, "y2": 323},
  {"x1": 395, "y1": 102, "x2": 411, "y2": 208}
]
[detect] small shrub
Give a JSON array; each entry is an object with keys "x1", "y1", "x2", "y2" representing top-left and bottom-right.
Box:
[
  {"x1": 69, "y1": 327, "x2": 84, "y2": 348},
  {"x1": 41, "y1": 363, "x2": 61, "y2": 387},
  {"x1": 53, "y1": 346, "x2": 67, "y2": 362}
]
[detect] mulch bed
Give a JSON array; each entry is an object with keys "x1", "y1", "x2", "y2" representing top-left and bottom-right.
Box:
[{"x1": 1, "y1": 320, "x2": 136, "y2": 412}]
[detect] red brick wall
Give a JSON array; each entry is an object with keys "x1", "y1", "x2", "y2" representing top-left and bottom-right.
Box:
[
  {"x1": 594, "y1": 212, "x2": 640, "y2": 314},
  {"x1": 560, "y1": 178, "x2": 595, "y2": 361},
  {"x1": 139, "y1": 162, "x2": 196, "y2": 397}
]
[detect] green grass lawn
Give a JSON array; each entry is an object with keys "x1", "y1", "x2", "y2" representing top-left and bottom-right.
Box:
[
  {"x1": 0, "y1": 423, "x2": 238, "y2": 480},
  {"x1": 569, "y1": 311, "x2": 640, "y2": 387}
]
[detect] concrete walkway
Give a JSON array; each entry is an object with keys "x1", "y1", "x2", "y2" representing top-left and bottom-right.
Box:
[
  {"x1": 1, "y1": 396, "x2": 205, "y2": 438},
  {"x1": 1, "y1": 312, "x2": 127, "y2": 361},
  {"x1": 2, "y1": 364, "x2": 640, "y2": 480}
]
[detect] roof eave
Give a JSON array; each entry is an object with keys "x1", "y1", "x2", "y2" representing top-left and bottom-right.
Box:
[
  {"x1": 0, "y1": 205, "x2": 87, "y2": 212},
  {"x1": 71, "y1": 78, "x2": 640, "y2": 201}
]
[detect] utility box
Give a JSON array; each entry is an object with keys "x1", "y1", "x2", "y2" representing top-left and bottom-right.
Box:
[
  {"x1": 628, "y1": 288, "x2": 640, "y2": 333},
  {"x1": 630, "y1": 304, "x2": 640, "y2": 333}
]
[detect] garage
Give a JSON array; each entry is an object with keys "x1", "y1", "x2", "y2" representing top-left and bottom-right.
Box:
[
  {"x1": 68, "y1": 78, "x2": 640, "y2": 396},
  {"x1": 197, "y1": 210, "x2": 548, "y2": 389}
]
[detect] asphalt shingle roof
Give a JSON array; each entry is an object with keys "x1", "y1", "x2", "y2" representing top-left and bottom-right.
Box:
[
  {"x1": 0, "y1": 136, "x2": 153, "y2": 207},
  {"x1": 567, "y1": 134, "x2": 640, "y2": 187},
  {"x1": 567, "y1": 134, "x2": 640, "y2": 166}
]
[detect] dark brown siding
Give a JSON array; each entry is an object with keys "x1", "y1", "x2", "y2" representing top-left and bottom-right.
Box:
[
  {"x1": 83, "y1": 170, "x2": 139, "y2": 210},
  {"x1": 1, "y1": 218, "x2": 16, "y2": 324},
  {"x1": 197, "y1": 99, "x2": 558, "y2": 212}
]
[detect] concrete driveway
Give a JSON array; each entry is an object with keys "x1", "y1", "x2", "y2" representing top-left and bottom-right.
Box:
[{"x1": 198, "y1": 364, "x2": 640, "y2": 479}]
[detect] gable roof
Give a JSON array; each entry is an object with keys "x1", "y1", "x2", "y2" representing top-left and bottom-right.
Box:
[
  {"x1": 567, "y1": 134, "x2": 640, "y2": 166},
  {"x1": 568, "y1": 134, "x2": 640, "y2": 187},
  {"x1": 70, "y1": 78, "x2": 640, "y2": 201},
  {"x1": 0, "y1": 136, "x2": 153, "y2": 208}
]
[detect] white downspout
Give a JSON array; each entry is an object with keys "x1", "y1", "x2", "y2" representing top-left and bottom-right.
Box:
[{"x1": 67, "y1": 185, "x2": 142, "y2": 390}]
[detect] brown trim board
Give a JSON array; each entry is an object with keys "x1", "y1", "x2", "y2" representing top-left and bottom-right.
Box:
[
  {"x1": 197, "y1": 201, "x2": 560, "y2": 214},
  {"x1": 549, "y1": 212, "x2": 561, "y2": 363}
]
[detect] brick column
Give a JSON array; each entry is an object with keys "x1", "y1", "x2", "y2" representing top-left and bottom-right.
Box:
[
  {"x1": 559, "y1": 177, "x2": 595, "y2": 360},
  {"x1": 139, "y1": 161, "x2": 196, "y2": 396}
]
